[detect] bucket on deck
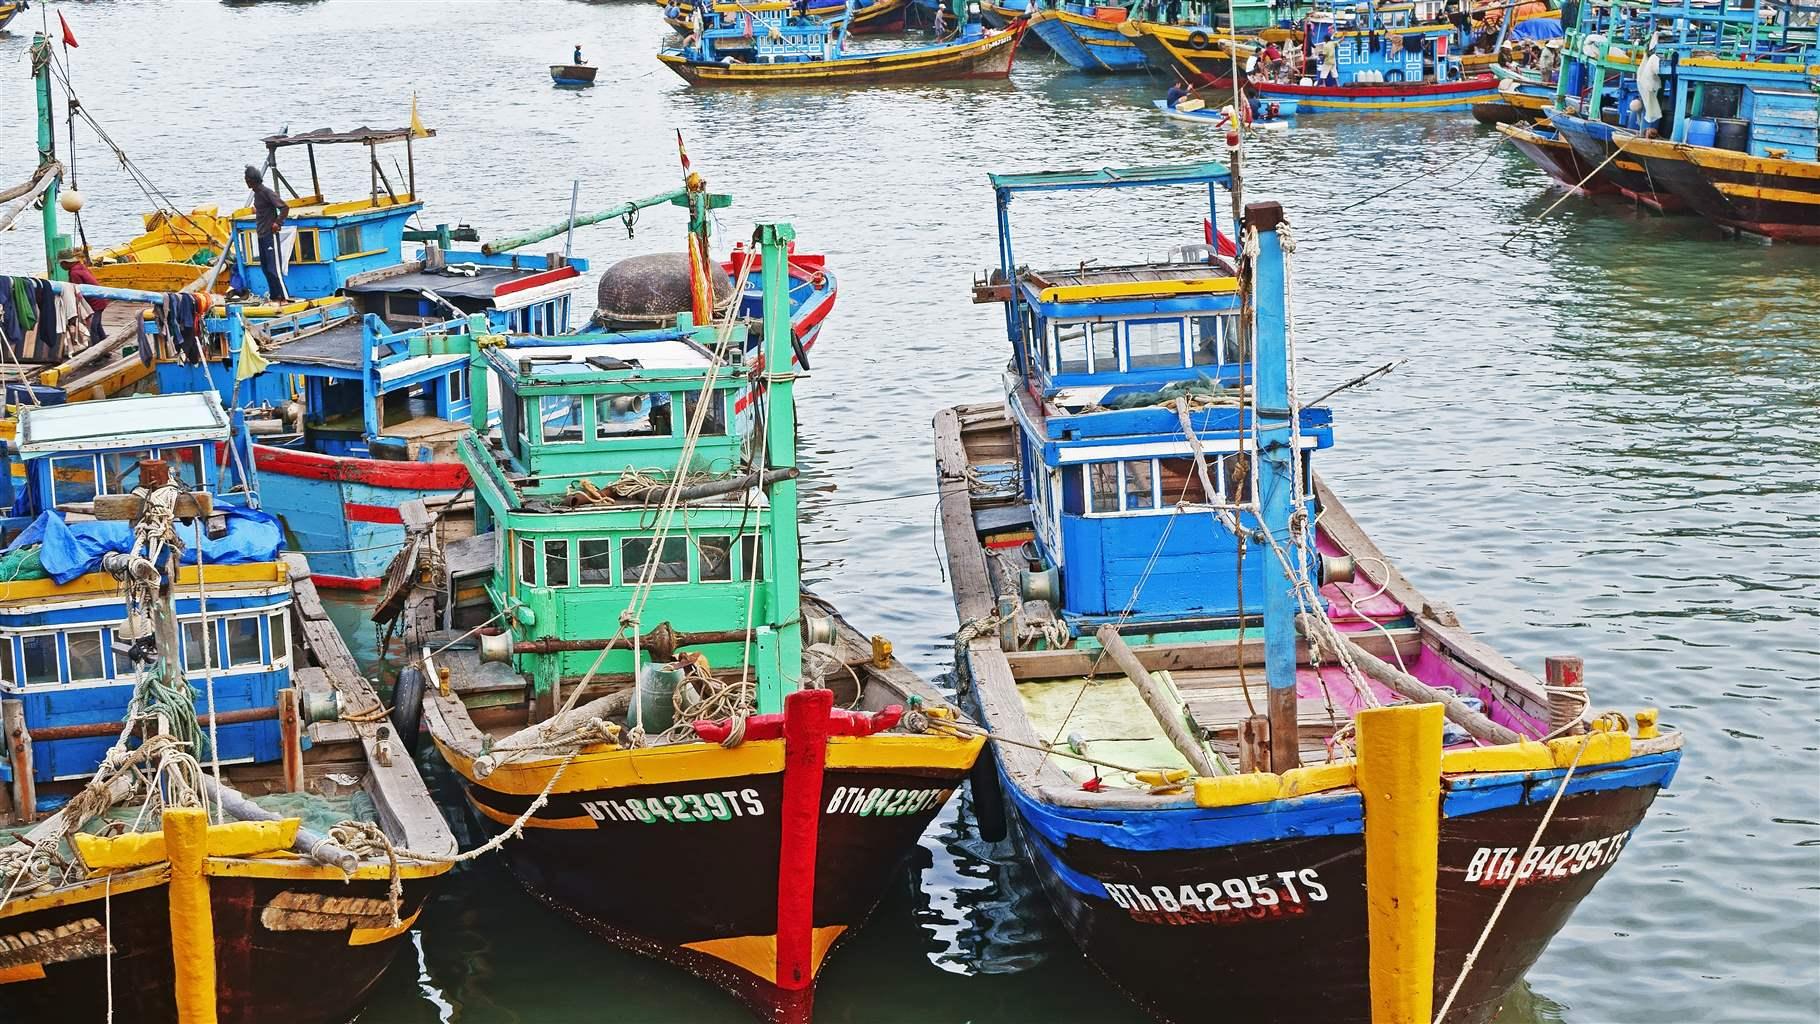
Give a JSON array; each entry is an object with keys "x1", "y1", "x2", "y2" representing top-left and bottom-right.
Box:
[
  {"x1": 1684, "y1": 117, "x2": 1717, "y2": 148},
  {"x1": 1714, "y1": 117, "x2": 1750, "y2": 152}
]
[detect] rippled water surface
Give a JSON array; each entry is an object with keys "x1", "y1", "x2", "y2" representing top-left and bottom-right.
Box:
[{"x1": 2, "y1": 2, "x2": 1817, "y2": 1022}]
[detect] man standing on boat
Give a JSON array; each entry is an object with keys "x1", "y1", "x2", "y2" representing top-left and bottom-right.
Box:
[{"x1": 244, "y1": 165, "x2": 288, "y2": 303}]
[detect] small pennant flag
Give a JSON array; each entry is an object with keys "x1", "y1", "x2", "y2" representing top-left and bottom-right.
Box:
[
  {"x1": 58, "y1": 12, "x2": 79, "y2": 48},
  {"x1": 236, "y1": 333, "x2": 270, "y2": 382},
  {"x1": 410, "y1": 93, "x2": 429, "y2": 139},
  {"x1": 676, "y1": 130, "x2": 692, "y2": 176}
]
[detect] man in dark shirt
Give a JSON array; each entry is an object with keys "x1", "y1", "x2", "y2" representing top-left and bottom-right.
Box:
[{"x1": 245, "y1": 164, "x2": 289, "y2": 301}]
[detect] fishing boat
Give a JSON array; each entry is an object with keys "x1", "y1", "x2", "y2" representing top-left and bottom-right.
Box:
[
  {"x1": 1123, "y1": 21, "x2": 1253, "y2": 87},
  {"x1": 0, "y1": 1, "x2": 26, "y2": 33},
  {"x1": 85, "y1": 207, "x2": 236, "y2": 293},
  {"x1": 807, "y1": 0, "x2": 913, "y2": 33},
  {"x1": 1156, "y1": 96, "x2": 1294, "y2": 127},
  {"x1": 550, "y1": 62, "x2": 599, "y2": 86},
  {"x1": 1027, "y1": 2, "x2": 1154, "y2": 72},
  {"x1": 1495, "y1": 119, "x2": 1619, "y2": 194},
  {"x1": 936, "y1": 161, "x2": 1683, "y2": 1024},
  {"x1": 386, "y1": 222, "x2": 981, "y2": 1024},
  {"x1": 658, "y1": 0, "x2": 1027, "y2": 86},
  {"x1": 0, "y1": 391, "x2": 456, "y2": 1022},
  {"x1": 1560, "y1": 0, "x2": 1820, "y2": 240},
  {"x1": 1256, "y1": 0, "x2": 1497, "y2": 113},
  {"x1": 1471, "y1": 69, "x2": 1550, "y2": 125}
]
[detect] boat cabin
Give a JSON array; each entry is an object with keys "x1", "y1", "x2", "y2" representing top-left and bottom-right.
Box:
[
  {"x1": 459, "y1": 320, "x2": 797, "y2": 709},
  {"x1": 981, "y1": 163, "x2": 1332, "y2": 629},
  {"x1": 1305, "y1": 1, "x2": 1467, "y2": 86},
  {"x1": 0, "y1": 392, "x2": 290, "y2": 786}
]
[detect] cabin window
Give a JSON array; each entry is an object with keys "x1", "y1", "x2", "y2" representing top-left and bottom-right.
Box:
[
  {"x1": 622, "y1": 537, "x2": 688, "y2": 585},
  {"x1": 1088, "y1": 463, "x2": 1120, "y2": 513},
  {"x1": 578, "y1": 539, "x2": 614, "y2": 586},
  {"x1": 698, "y1": 536, "x2": 734, "y2": 583},
  {"x1": 1062, "y1": 466, "x2": 1085, "y2": 515},
  {"x1": 224, "y1": 617, "x2": 262, "y2": 669},
  {"x1": 1052, "y1": 323, "x2": 1089, "y2": 375},
  {"x1": 50, "y1": 454, "x2": 99, "y2": 506},
  {"x1": 268, "y1": 611, "x2": 290, "y2": 664},
  {"x1": 540, "y1": 395, "x2": 585, "y2": 444},
  {"x1": 518, "y1": 537, "x2": 537, "y2": 587},
  {"x1": 595, "y1": 394, "x2": 671, "y2": 440},
  {"x1": 0, "y1": 641, "x2": 12, "y2": 689},
  {"x1": 1122, "y1": 460, "x2": 1157, "y2": 511},
  {"x1": 1157, "y1": 457, "x2": 1210, "y2": 505},
  {"x1": 1223, "y1": 454, "x2": 1253, "y2": 505},
  {"x1": 295, "y1": 230, "x2": 322, "y2": 264},
  {"x1": 447, "y1": 370, "x2": 467, "y2": 404},
  {"x1": 19, "y1": 634, "x2": 56, "y2": 686},
  {"x1": 162, "y1": 446, "x2": 206, "y2": 489},
  {"x1": 336, "y1": 224, "x2": 364, "y2": 258},
  {"x1": 1190, "y1": 316, "x2": 1235, "y2": 367},
  {"x1": 501, "y1": 387, "x2": 524, "y2": 460},
  {"x1": 740, "y1": 536, "x2": 765, "y2": 582},
  {"x1": 102, "y1": 449, "x2": 154, "y2": 493},
  {"x1": 1089, "y1": 323, "x2": 1119, "y2": 373},
  {"x1": 1126, "y1": 320, "x2": 1185, "y2": 369},
  {"x1": 182, "y1": 619, "x2": 218, "y2": 672},
  {"x1": 684, "y1": 390, "x2": 728, "y2": 437},
  {"x1": 66, "y1": 630, "x2": 106, "y2": 682},
  {"x1": 1021, "y1": 306, "x2": 1040, "y2": 371},
  {"x1": 545, "y1": 539, "x2": 571, "y2": 588}
]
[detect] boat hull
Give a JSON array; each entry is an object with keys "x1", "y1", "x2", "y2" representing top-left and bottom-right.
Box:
[
  {"x1": 964, "y1": 645, "x2": 1679, "y2": 1024},
  {"x1": 1126, "y1": 22, "x2": 1242, "y2": 87},
  {"x1": 982, "y1": 1, "x2": 1044, "y2": 49},
  {"x1": 253, "y1": 444, "x2": 469, "y2": 589},
  {"x1": 551, "y1": 63, "x2": 598, "y2": 86},
  {"x1": 1625, "y1": 137, "x2": 1820, "y2": 242},
  {"x1": 0, "y1": 868, "x2": 436, "y2": 1023},
  {"x1": 659, "y1": 24, "x2": 1025, "y2": 86},
  {"x1": 432, "y1": 707, "x2": 980, "y2": 1024},
  {"x1": 1027, "y1": 9, "x2": 1149, "y2": 72},
  {"x1": 1498, "y1": 120, "x2": 1620, "y2": 194},
  {"x1": 1549, "y1": 111, "x2": 1685, "y2": 211},
  {"x1": 1257, "y1": 76, "x2": 1497, "y2": 112}
]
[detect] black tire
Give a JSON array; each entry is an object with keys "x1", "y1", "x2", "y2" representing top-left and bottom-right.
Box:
[
  {"x1": 969, "y1": 746, "x2": 1008, "y2": 844},
  {"x1": 1188, "y1": 30, "x2": 1210, "y2": 50},
  {"x1": 391, "y1": 664, "x2": 427, "y2": 754}
]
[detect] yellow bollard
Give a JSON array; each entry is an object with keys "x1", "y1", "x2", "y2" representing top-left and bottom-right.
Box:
[
  {"x1": 1356, "y1": 702, "x2": 1445, "y2": 1024},
  {"x1": 164, "y1": 806, "x2": 219, "y2": 1024}
]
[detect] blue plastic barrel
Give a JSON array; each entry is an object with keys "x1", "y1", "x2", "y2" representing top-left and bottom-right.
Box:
[{"x1": 1684, "y1": 117, "x2": 1717, "y2": 148}]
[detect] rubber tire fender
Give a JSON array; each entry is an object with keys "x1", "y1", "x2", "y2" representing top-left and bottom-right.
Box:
[
  {"x1": 969, "y1": 745, "x2": 1009, "y2": 844},
  {"x1": 391, "y1": 664, "x2": 427, "y2": 755},
  {"x1": 1188, "y1": 29, "x2": 1210, "y2": 50}
]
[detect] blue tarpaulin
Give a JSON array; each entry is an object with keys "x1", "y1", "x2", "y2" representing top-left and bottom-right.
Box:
[
  {"x1": 1510, "y1": 17, "x2": 1564, "y2": 41},
  {"x1": 4, "y1": 505, "x2": 286, "y2": 585}
]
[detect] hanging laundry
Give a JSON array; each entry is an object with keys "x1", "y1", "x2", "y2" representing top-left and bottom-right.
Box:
[
  {"x1": 10, "y1": 277, "x2": 36, "y2": 335},
  {"x1": 32, "y1": 278, "x2": 60, "y2": 362},
  {"x1": 0, "y1": 276, "x2": 24, "y2": 354}
]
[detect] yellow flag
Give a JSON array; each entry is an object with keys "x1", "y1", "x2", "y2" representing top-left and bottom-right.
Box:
[
  {"x1": 410, "y1": 93, "x2": 429, "y2": 139},
  {"x1": 236, "y1": 332, "x2": 269, "y2": 381}
]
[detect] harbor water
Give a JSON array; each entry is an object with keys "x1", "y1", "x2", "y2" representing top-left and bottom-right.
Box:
[{"x1": 2, "y1": 2, "x2": 1816, "y2": 1021}]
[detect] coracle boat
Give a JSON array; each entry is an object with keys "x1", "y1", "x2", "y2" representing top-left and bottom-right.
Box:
[
  {"x1": 659, "y1": 0, "x2": 1027, "y2": 86},
  {"x1": 0, "y1": 391, "x2": 455, "y2": 1022},
  {"x1": 550, "y1": 62, "x2": 599, "y2": 86},
  {"x1": 383, "y1": 222, "x2": 981, "y2": 1023},
  {"x1": 937, "y1": 161, "x2": 1683, "y2": 1024},
  {"x1": 1257, "y1": 0, "x2": 1497, "y2": 113}
]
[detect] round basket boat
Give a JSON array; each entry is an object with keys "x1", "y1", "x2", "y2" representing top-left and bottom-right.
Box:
[{"x1": 593, "y1": 252, "x2": 736, "y2": 330}]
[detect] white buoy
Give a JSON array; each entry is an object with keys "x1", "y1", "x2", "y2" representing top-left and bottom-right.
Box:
[{"x1": 59, "y1": 189, "x2": 84, "y2": 213}]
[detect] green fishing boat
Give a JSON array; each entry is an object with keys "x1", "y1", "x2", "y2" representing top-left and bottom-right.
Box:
[{"x1": 385, "y1": 222, "x2": 982, "y2": 1024}]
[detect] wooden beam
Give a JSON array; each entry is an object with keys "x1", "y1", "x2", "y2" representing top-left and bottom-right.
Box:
[
  {"x1": 3, "y1": 699, "x2": 35, "y2": 821},
  {"x1": 1006, "y1": 628, "x2": 1419, "y2": 680},
  {"x1": 278, "y1": 688, "x2": 303, "y2": 793},
  {"x1": 1302, "y1": 614, "x2": 1522, "y2": 746},
  {"x1": 91, "y1": 491, "x2": 213, "y2": 521}
]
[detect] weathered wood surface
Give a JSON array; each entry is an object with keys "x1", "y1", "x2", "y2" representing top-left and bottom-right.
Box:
[{"x1": 1094, "y1": 625, "x2": 1219, "y2": 778}]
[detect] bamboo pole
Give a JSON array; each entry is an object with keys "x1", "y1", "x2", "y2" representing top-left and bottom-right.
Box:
[
  {"x1": 1357, "y1": 703, "x2": 1443, "y2": 1024},
  {"x1": 1093, "y1": 625, "x2": 1220, "y2": 778},
  {"x1": 1298, "y1": 613, "x2": 1522, "y2": 746}
]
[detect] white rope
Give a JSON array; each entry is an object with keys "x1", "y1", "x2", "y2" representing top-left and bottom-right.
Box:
[{"x1": 193, "y1": 520, "x2": 223, "y2": 823}]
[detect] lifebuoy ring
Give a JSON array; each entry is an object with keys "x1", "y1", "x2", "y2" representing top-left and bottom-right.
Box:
[{"x1": 1188, "y1": 30, "x2": 1210, "y2": 50}]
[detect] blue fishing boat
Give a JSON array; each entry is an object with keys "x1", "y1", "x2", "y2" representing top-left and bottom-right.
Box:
[
  {"x1": 550, "y1": 63, "x2": 599, "y2": 87},
  {"x1": 1257, "y1": 0, "x2": 1497, "y2": 113},
  {"x1": 1027, "y1": 2, "x2": 1152, "y2": 72},
  {"x1": 659, "y1": 0, "x2": 1027, "y2": 86},
  {"x1": 0, "y1": 388, "x2": 457, "y2": 1024},
  {"x1": 936, "y1": 162, "x2": 1683, "y2": 1023}
]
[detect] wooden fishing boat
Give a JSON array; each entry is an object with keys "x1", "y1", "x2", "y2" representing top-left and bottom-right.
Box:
[
  {"x1": 0, "y1": 1, "x2": 26, "y2": 33},
  {"x1": 981, "y1": 0, "x2": 1046, "y2": 49},
  {"x1": 1496, "y1": 119, "x2": 1620, "y2": 193},
  {"x1": 1259, "y1": 0, "x2": 1496, "y2": 113},
  {"x1": 1027, "y1": 4, "x2": 1152, "y2": 72},
  {"x1": 806, "y1": 0, "x2": 912, "y2": 33},
  {"x1": 1545, "y1": 111, "x2": 1685, "y2": 211},
  {"x1": 385, "y1": 222, "x2": 982, "y2": 1024},
  {"x1": 1122, "y1": 20, "x2": 1255, "y2": 87},
  {"x1": 0, "y1": 392, "x2": 456, "y2": 1022},
  {"x1": 1471, "y1": 75, "x2": 1550, "y2": 124},
  {"x1": 658, "y1": 1, "x2": 1027, "y2": 87},
  {"x1": 550, "y1": 62, "x2": 599, "y2": 85},
  {"x1": 86, "y1": 207, "x2": 236, "y2": 294},
  {"x1": 1625, "y1": 134, "x2": 1820, "y2": 242},
  {"x1": 937, "y1": 162, "x2": 1683, "y2": 1024}
]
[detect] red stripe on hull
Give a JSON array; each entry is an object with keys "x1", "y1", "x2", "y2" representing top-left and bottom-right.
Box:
[
  {"x1": 312, "y1": 572, "x2": 385, "y2": 591},
  {"x1": 253, "y1": 444, "x2": 471, "y2": 490},
  {"x1": 344, "y1": 502, "x2": 405, "y2": 524},
  {"x1": 1260, "y1": 75, "x2": 1495, "y2": 98}
]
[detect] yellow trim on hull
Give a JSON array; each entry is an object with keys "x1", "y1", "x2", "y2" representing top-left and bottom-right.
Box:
[
  {"x1": 1037, "y1": 277, "x2": 1238, "y2": 303},
  {"x1": 682, "y1": 924, "x2": 847, "y2": 985},
  {"x1": 661, "y1": 30, "x2": 1017, "y2": 85},
  {"x1": 0, "y1": 867, "x2": 171, "y2": 919},
  {"x1": 0, "y1": 560, "x2": 287, "y2": 604},
  {"x1": 825, "y1": 732, "x2": 983, "y2": 770},
  {"x1": 1712, "y1": 181, "x2": 1820, "y2": 205},
  {"x1": 0, "y1": 962, "x2": 47, "y2": 985},
  {"x1": 349, "y1": 908, "x2": 423, "y2": 946},
  {"x1": 467, "y1": 791, "x2": 600, "y2": 830}
]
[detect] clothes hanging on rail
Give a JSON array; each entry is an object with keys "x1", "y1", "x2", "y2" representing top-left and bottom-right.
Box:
[{"x1": 0, "y1": 277, "x2": 24, "y2": 354}]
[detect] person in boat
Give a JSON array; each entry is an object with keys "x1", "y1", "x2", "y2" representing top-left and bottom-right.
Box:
[
  {"x1": 574, "y1": 44, "x2": 585, "y2": 65},
  {"x1": 1165, "y1": 82, "x2": 1189, "y2": 109},
  {"x1": 1317, "y1": 36, "x2": 1338, "y2": 86},
  {"x1": 932, "y1": 0, "x2": 949, "y2": 38},
  {"x1": 1261, "y1": 39, "x2": 1286, "y2": 82},
  {"x1": 244, "y1": 164, "x2": 289, "y2": 303},
  {"x1": 1636, "y1": 33, "x2": 1664, "y2": 138},
  {"x1": 1539, "y1": 37, "x2": 1562, "y2": 84}
]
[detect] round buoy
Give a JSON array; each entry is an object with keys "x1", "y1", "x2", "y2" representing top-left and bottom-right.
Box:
[{"x1": 58, "y1": 189, "x2": 84, "y2": 213}]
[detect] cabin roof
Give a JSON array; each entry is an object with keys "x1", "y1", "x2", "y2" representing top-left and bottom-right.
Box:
[
  {"x1": 349, "y1": 263, "x2": 563, "y2": 303},
  {"x1": 262, "y1": 126, "x2": 434, "y2": 149},
  {"x1": 497, "y1": 338, "x2": 714, "y2": 382},
  {"x1": 989, "y1": 161, "x2": 1232, "y2": 193},
  {"x1": 17, "y1": 392, "x2": 230, "y2": 457}
]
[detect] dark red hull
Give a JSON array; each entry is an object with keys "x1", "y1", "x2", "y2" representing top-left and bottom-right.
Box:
[
  {"x1": 0, "y1": 872, "x2": 433, "y2": 1023},
  {"x1": 1499, "y1": 121, "x2": 1622, "y2": 195}
]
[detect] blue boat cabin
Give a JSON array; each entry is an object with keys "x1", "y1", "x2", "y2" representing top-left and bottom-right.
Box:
[{"x1": 0, "y1": 393, "x2": 291, "y2": 786}]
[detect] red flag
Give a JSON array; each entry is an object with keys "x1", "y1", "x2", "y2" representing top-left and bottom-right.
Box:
[
  {"x1": 58, "y1": 12, "x2": 79, "y2": 48},
  {"x1": 676, "y1": 130, "x2": 691, "y2": 176}
]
